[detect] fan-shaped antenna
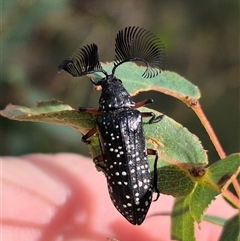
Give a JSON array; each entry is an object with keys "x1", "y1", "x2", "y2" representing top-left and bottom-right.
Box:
[
  {"x1": 113, "y1": 26, "x2": 167, "y2": 78},
  {"x1": 58, "y1": 43, "x2": 107, "y2": 77}
]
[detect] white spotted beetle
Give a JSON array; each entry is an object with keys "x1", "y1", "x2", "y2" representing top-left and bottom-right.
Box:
[{"x1": 58, "y1": 26, "x2": 167, "y2": 225}]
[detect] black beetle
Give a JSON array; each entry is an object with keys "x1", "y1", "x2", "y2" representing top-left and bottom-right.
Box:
[{"x1": 58, "y1": 26, "x2": 167, "y2": 225}]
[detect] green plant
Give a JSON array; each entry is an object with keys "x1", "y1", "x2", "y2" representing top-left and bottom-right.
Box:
[{"x1": 1, "y1": 62, "x2": 239, "y2": 241}]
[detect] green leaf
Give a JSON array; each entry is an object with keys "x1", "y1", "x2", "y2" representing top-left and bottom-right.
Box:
[
  {"x1": 0, "y1": 100, "x2": 97, "y2": 134},
  {"x1": 142, "y1": 107, "x2": 207, "y2": 196},
  {"x1": 222, "y1": 167, "x2": 240, "y2": 209},
  {"x1": 143, "y1": 108, "x2": 207, "y2": 165},
  {"x1": 0, "y1": 101, "x2": 207, "y2": 197},
  {"x1": 91, "y1": 62, "x2": 201, "y2": 102},
  {"x1": 219, "y1": 214, "x2": 240, "y2": 241},
  {"x1": 155, "y1": 163, "x2": 196, "y2": 197},
  {"x1": 189, "y1": 182, "x2": 218, "y2": 224},
  {"x1": 203, "y1": 215, "x2": 226, "y2": 226},
  {"x1": 171, "y1": 196, "x2": 195, "y2": 241},
  {"x1": 189, "y1": 154, "x2": 240, "y2": 223},
  {"x1": 207, "y1": 153, "x2": 240, "y2": 191},
  {"x1": 0, "y1": 100, "x2": 100, "y2": 158}
]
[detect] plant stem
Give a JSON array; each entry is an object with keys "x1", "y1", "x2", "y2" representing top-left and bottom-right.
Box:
[
  {"x1": 221, "y1": 167, "x2": 240, "y2": 209},
  {"x1": 191, "y1": 101, "x2": 226, "y2": 159}
]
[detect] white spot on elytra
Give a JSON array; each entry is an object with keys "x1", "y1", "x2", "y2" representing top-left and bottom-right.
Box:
[{"x1": 122, "y1": 171, "x2": 127, "y2": 176}]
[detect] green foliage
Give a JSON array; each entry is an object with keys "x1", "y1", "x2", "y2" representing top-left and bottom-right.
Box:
[
  {"x1": 171, "y1": 152, "x2": 240, "y2": 241},
  {"x1": 219, "y1": 214, "x2": 240, "y2": 241},
  {"x1": 171, "y1": 197, "x2": 195, "y2": 241},
  {"x1": 189, "y1": 154, "x2": 240, "y2": 223}
]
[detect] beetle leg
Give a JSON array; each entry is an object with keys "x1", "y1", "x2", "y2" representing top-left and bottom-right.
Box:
[
  {"x1": 79, "y1": 107, "x2": 101, "y2": 144},
  {"x1": 141, "y1": 112, "x2": 165, "y2": 124},
  {"x1": 93, "y1": 155, "x2": 106, "y2": 172},
  {"x1": 149, "y1": 113, "x2": 164, "y2": 124},
  {"x1": 133, "y1": 99, "x2": 164, "y2": 124},
  {"x1": 82, "y1": 126, "x2": 97, "y2": 144},
  {"x1": 79, "y1": 107, "x2": 102, "y2": 115},
  {"x1": 147, "y1": 148, "x2": 160, "y2": 201},
  {"x1": 132, "y1": 99, "x2": 154, "y2": 109}
]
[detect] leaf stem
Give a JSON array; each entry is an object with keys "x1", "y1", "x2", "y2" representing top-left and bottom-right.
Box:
[
  {"x1": 221, "y1": 167, "x2": 240, "y2": 209},
  {"x1": 191, "y1": 101, "x2": 226, "y2": 159}
]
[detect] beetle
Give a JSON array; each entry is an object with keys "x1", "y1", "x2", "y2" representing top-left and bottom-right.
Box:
[{"x1": 58, "y1": 26, "x2": 167, "y2": 225}]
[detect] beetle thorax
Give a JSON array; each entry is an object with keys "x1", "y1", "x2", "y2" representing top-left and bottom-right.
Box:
[{"x1": 98, "y1": 75, "x2": 135, "y2": 111}]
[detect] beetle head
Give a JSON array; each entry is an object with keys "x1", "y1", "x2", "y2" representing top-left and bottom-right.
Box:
[{"x1": 97, "y1": 75, "x2": 135, "y2": 111}]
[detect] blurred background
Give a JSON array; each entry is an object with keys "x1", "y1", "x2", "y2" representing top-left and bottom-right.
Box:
[{"x1": 1, "y1": 0, "x2": 239, "y2": 163}]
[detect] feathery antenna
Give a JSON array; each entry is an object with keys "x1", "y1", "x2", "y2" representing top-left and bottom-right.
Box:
[
  {"x1": 113, "y1": 26, "x2": 167, "y2": 78},
  {"x1": 58, "y1": 43, "x2": 106, "y2": 77}
]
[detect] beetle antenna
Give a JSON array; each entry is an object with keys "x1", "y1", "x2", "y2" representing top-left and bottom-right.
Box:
[
  {"x1": 112, "y1": 26, "x2": 167, "y2": 78},
  {"x1": 58, "y1": 43, "x2": 108, "y2": 77}
]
